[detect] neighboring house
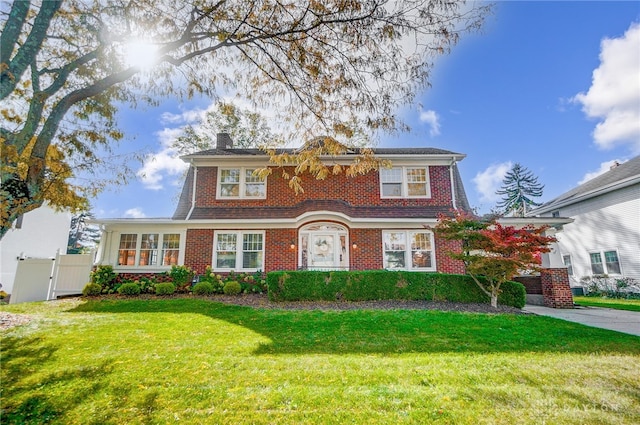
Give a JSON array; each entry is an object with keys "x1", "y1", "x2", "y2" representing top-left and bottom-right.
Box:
[
  {"x1": 94, "y1": 134, "x2": 473, "y2": 276},
  {"x1": 528, "y1": 156, "x2": 640, "y2": 288},
  {"x1": 0, "y1": 203, "x2": 72, "y2": 294}
]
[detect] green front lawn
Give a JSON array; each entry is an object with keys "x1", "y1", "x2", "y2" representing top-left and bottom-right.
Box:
[
  {"x1": 2, "y1": 298, "x2": 639, "y2": 424},
  {"x1": 573, "y1": 296, "x2": 640, "y2": 312}
]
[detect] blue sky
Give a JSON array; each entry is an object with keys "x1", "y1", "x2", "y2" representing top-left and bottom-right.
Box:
[{"x1": 93, "y1": 1, "x2": 640, "y2": 218}]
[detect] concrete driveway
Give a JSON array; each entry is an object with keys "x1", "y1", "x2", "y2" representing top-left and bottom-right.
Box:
[{"x1": 523, "y1": 305, "x2": 640, "y2": 337}]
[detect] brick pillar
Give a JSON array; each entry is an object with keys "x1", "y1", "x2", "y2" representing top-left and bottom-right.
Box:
[{"x1": 541, "y1": 268, "x2": 574, "y2": 308}]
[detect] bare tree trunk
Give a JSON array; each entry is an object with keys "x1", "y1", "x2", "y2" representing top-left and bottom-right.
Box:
[{"x1": 490, "y1": 294, "x2": 498, "y2": 309}]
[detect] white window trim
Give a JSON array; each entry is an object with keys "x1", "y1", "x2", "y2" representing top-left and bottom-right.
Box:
[
  {"x1": 115, "y1": 231, "x2": 184, "y2": 270},
  {"x1": 213, "y1": 230, "x2": 266, "y2": 272},
  {"x1": 588, "y1": 248, "x2": 623, "y2": 276},
  {"x1": 216, "y1": 167, "x2": 266, "y2": 199},
  {"x1": 561, "y1": 253, "x2": 574, "y2": 276},
  {"x1": 382, "y1": 230, "x2": 437, "y2": 272},
  {"x1": 379, "y1": 166, "x2": 431, "y2": 199}
]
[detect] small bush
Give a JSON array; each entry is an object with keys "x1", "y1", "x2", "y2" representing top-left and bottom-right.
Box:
[
  {"x1": 82, "y1": 283, "x2": 102, "y2": 297},
  {"x1": 91, "y1": 265, "x2": 118, "y2": 294},
  {"x1": 155, "y1": 282, "x2": 176, "y2": 296},
  {"x1": 192, "y1": 281, "x2": 214, "y2": 295},
  {"x1": 223, "y1": 280, "x2": 241, "y2": 295},
  {"x1": 169, "y1": 265, "x2": 194, "y2": 293},
  {"x1": 118, "y1": 282, "x2": 141, "y2": 296}
]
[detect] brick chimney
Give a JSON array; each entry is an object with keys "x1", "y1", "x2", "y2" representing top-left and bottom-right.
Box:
[{"x1": 216, "y1": 133, "x2": 233, "y2": 149}]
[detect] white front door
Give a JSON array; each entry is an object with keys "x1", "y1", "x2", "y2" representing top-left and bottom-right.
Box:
[
  {"x1": 299, "y1": 223, "x2": 349, "y2": 270},
  {"x1": 310, "y1": 234, "x2": 336, "y2": 268}
]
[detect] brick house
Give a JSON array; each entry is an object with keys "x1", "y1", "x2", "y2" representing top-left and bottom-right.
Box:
[{"x1": 94, "y1": 134, "x2": 472, "y2": 276}]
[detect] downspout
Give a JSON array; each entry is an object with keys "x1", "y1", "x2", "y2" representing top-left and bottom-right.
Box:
[
  {"x1": 449, "y1": 158, "x2": 458, "y2": 210},
  {"x1": 186, "y1": 162, "x2": 198, "y2": 220}
]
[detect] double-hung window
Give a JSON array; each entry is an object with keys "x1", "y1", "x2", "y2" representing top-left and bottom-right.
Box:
[
  {"x1": 382, "y1": 231, "x2": 436, "y2": 271},
  {"x1": 380, "y1": 167, "x2": 430, "y2": 198},
  {"x1": 218, "y1": 168, "x2": 266, "y2": 199},
  {"x1": 589, "y1": 250, "x2": 622, "y2": 275},
  {"x1": 214, "y1": 231, "x2": 265, "y2": 271},
  {"x1": 117, "y1": 233, "x2": 182, "y2": 267},
  {"x1": 562, "y1": 254, "x2": 574, "y2": 276}
]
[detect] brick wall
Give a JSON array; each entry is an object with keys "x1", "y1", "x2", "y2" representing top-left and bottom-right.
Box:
[
  {"x1": 184, "y1": 229, "x2": 214, "y2": 274},
  {"x1": 266, "y1": 228, "x2": 298, "y2": 271},
  {"x1": 435, "y1": 237, "x2": 465, "y2": 274},
  {"x1": 513, "y1": 276, "x2": 543, "y2": 295},
  {"x1": 541, "y1": 268, "x2": 574, "y2": 308},
  {"x1": 195, "y1": 165, "x2": 454, "y2": 209},
  {"x1": 350, "y1": 228, "x2": 383, "y2": 271}
]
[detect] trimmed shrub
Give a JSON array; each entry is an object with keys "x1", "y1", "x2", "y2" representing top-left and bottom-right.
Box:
[
  {"x1": 267, "y1": 270, "x2": 526, "y2": 308},
  {"x1": 82, "y1": 283, "x2": 102, "y2": 297},
  {"x1": 155, "y1": 282, "x2": 176, "y2": 296},
  {"x1": 117, "y1": 282, "x2": 141, "y2": 296},
  {"x1": 192, "y1": 281, "x2": 215, "y2": 296},
  {"x1": 223, "y1": 280, "x2": 241, "y2": 295},
  {"x1": 498, "y1": 280, "x2": 527, "y2": 308}
]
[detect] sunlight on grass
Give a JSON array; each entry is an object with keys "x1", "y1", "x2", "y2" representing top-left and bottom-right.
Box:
[
  {"x1": 573, "y1": 296, "x2": 640, "y2": 312},
  {"x1": 2, "y1": 298, "x2": 639, "y2": 424}
]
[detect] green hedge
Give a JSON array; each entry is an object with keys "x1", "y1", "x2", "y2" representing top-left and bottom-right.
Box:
[{"x1": 267, "y1": 270, "x2": 525, "y2": 308}]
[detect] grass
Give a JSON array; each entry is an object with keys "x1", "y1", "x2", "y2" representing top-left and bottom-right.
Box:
[
  {"x1": 1, "y1": 297, "x2": 639, "y2": 424},
  {"x1": 573, "y1": 296, "x2": 640, "y2": 312}
]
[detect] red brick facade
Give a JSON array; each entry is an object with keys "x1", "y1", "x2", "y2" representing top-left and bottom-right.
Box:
[{"x1": 178, "y1": 152, "x2": 469, "y2": 275}]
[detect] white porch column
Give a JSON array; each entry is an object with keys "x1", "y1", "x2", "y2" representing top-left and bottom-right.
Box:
[{"x1": 541, "y1": 227, "x2": 565, "y2": 269}]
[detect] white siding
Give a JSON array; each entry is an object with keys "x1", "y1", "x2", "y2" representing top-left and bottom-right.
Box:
[{"x1": 547, "y1": 183, "x2": 640, "y2": 284}]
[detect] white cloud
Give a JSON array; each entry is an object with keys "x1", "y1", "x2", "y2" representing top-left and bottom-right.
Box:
[
  {"x1": 418, "y1": 108, "x2": 441, "y2": 137},
  {"x1": 573, "y1": 22, "x2": 640, "y2": 153},
  {"x1": 124, "y1": 207, "x2": 147, "y2": 218},
  {"x1": 473, "y1": 161, "x2": 512, "y2": 203},
  {"x1": 578, "y1": 158, "x2": 627, "y2": 185}
]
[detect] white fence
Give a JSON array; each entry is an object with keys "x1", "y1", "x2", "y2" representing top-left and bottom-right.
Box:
[{"x1": 9, "y1": 250, "x2": 93, "y2": 304}]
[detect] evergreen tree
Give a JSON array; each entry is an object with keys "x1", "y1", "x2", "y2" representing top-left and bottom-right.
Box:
[
  {"x1": 496, "y1": 163, "x2": 544, "y2": 216},
  {"x1": 67, "y1": 212, "x2": 101, "y2": 254}
]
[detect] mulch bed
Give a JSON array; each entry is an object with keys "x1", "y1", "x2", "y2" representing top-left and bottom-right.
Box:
[{"x1": 1, "y1": 294, "x2": 525, "y2": 330}]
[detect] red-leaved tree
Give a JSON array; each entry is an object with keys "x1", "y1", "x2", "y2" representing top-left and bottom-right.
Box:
[{"x1": 433, "y1": 211, "x2": 556, "y2": 308}]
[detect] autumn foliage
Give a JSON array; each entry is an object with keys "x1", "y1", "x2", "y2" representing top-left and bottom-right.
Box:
[{"x1": 433, "y1": 211, "x2": 556, "y2": 308}]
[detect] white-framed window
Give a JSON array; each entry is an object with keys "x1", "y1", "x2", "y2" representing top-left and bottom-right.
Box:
[
  {"x1": 382, "y1": 230, "x2": 436, "y2": 271},
  {"x1": 213, "y1": 231, "x2": 265, "y2": 271},
  {"x1": 217, "y1": 167, "x2": 266, "y2": 199},
  {"x1": 380, "y1": 167, "x2": 430, "y2": 198},
  {"x1": 589, "y1": 249, "x2": 622, "y2": 275},
  {"x1": 562, "y1": 254, "x2": 574, "y2": 276},
  {"x1": 117, "y1": 232, "x2": 182, "y2": 267}
]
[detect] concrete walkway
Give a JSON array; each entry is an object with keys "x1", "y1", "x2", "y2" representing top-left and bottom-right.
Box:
[{"x1": 523, "y1": 305, "x2": 640, "y2": 336}]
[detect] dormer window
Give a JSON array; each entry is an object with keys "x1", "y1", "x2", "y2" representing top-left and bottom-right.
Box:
[
  {"x1": 380, "y1": 167, "x2": 430, "y2": 198},
  {"x1": 217, "y1": 168, "x2": 266, "y2": 199}
]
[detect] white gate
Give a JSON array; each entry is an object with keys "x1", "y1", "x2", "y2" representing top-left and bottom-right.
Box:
[
  {"x1": 9, "y1": 258, "x2": 54, "y2": 304},
  {"x1": 49, "y1": 250, "x2": 94, "y2": 299},
  {"x1": 9, "y1": 251, "x2": 93, "y2": 304}
]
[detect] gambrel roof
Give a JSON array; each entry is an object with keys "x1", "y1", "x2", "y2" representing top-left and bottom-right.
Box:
[{"x1": 173, "y1": 147, "x2": 471, "y2": 220}]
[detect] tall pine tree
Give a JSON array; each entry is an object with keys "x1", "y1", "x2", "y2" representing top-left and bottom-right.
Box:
[{"x1": 496, "y1": 163, "x2": 544, "y2": 216}]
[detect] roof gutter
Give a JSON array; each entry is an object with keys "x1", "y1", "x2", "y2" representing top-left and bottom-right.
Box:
[
  {"x1": 449, "y1": 157, "x2": 457, "y2": 210},
  {"x1": 186, "y1": 162, "x2": 198, "y2": 220}
]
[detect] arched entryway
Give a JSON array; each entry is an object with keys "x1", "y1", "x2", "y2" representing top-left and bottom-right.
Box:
[{"x1": 299, "y1": 222, "x2": 349, "y2": 270}]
